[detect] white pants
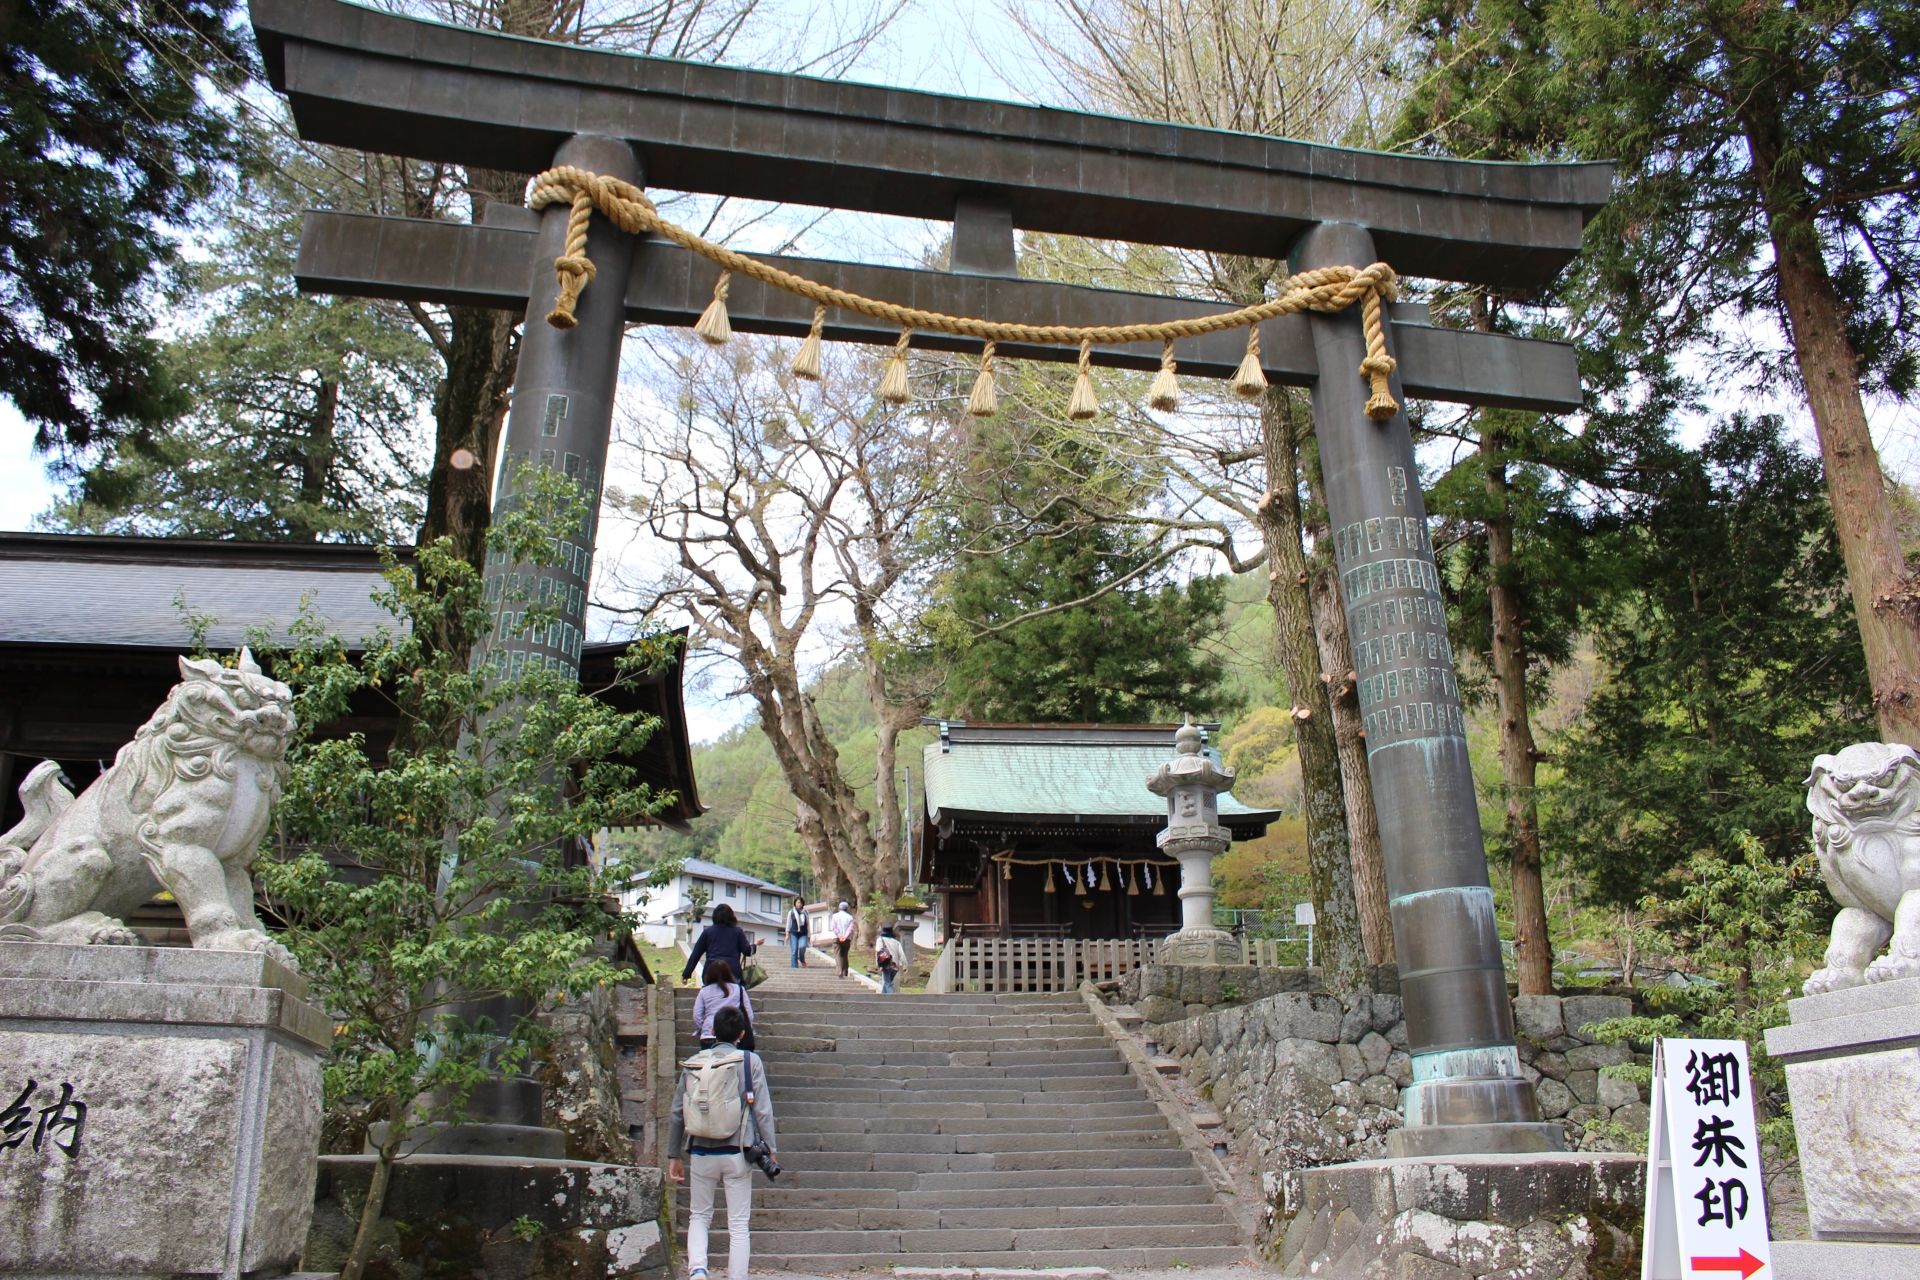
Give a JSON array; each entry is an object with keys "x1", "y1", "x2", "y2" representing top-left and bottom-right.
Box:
[{"x1": 687, "y1": 1150, "x2": 753, "y2": 1280}]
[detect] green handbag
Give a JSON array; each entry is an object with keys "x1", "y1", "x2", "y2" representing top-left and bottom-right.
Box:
[{"x1": 741, "y1": 961, "x2": 769, "y2": 989}]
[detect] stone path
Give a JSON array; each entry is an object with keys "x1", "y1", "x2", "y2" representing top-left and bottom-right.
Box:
[{"x1": 673, "y1": 975, "x2": 1248, "y2": 1272}]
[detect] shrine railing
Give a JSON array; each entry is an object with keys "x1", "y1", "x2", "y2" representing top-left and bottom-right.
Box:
[{"x1": 926, "y1": 935, "x2": 1153, "y2": 994}]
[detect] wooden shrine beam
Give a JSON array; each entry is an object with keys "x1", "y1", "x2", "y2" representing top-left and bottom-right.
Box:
[
  {"x1": 252, "y1": 0, "x2": 1613, "y2": 293},
  {"x1": 297, "y1": 211, "x2": 1583, "y2": 414}
]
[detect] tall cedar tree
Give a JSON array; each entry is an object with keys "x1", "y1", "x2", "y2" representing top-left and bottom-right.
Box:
[
  {"x1": 1398, "y1": 0, "x2": 1920, "y2": 744},
  {"x1": 1548, "y1": 416, "x2": 1876, "y2": 904},
  {"x1": 1427, "y1": 406, "x2": 1592, "y2": 991},
  {"x1": 51, "y1": 156, "x2": 437, "y2": 541},
  {"x1": 939, "y1": 526, "x2": 1233, "y2": 724},
  {"x1": 1, "y1": 0, "x2": 252, "y2": 449}
]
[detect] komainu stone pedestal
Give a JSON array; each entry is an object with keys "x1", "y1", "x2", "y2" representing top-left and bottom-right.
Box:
[
  {"x1": 0, "y1": 943, "x2": 328, "y2": 1280},
  {"x1": 1273, "y1": 1152, "x2": 1644, "y2": 1278},
  {"x1": 1765, "y1": 975, "x2": 1920, "y2": 1274}
]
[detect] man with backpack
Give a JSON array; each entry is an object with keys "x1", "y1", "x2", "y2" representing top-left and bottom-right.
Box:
[{"x1": 668, "y1": 1005, "x2": 776, "y2": 1280}]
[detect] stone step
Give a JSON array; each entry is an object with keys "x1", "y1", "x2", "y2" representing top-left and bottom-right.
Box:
[
  {"x1": 739, "y1": 1204, "x2": 1232, "y2": 1232},
  {"x1": 765, "y1": 1060, "x2": 1129, "y2": 1080},
  {"x1": 774, "y1": 1089, "x2": 1147, "y2": 1108},
  {"x1": 777, "y1": 1115, "x2": 1172, "y2": 1136},
  {"x1": 776, "y1": 1130, "x2": 1180, "y2": 1154},
  {"x1": 751, "y1": 1246, "x2": 1251, "y2": 1271},
  {"x1": 757, "y1": 1037, "x2": 1114, "y2": 1055},
  {"x1": 746, "y1": 1010, "x2": 1101, "y2": 1027},
  {"x1": 772, "y1": 1166, "x2": 1208, "y2": 1193},
  {"x1": 777, "y1": 1147, "x2": 1198, "y2": 1173},
  {"x1": 762, "y1": 1026, "x2": 1109, "y2": 1044},
  {"x1": 777, "y1": 1100, "x2": 1163, "y2": 1120},
  {"x1": 753, "y1": 1183, "x2": 1219, "y2": 1210},
  {"x1": 741, "y1": 1221, "x2": 1240, "y2": 1257},
  {"x1": 763, "y1": 1048, "x2": 1122, "y2": 1067}
]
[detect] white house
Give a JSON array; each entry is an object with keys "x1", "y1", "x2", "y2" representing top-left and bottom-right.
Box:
[{"x1": 620, "y1": 857, "x2": 801, "y2": 952}]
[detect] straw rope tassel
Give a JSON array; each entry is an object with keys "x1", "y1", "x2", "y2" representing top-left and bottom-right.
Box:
[
  {"x1": 968, "y1": 340, "x2": 999, "y2": 418},
  {"x1": 1068, "y1": 340, "x2": 1099, "y2": 420},
  {"x1": 1231, "y1": 323, "x2": 1269, "y2": 399},
  {"x1": 1125, "y1": 864, "x2": 1139, "y2": 896},
  {"x1": 525, "y1": 167, "x2": 1400, "y2": 423},
  {"x1": 1044, "y1": 862, "x2": 1056, "y2": 892},
  {"x1": 1148, "y1": 338, "x2": 1181, "y2": 412},
  {"x1": 694, "y1": 271, "x2": 733, "y2": 345},
  {"x1": 878, "y1": 326, "x2": 914, "y2": 404},
  {"x1": 1097, "y1": 863, "x2": 1111, "y2": 892},
  {"x1": 544, "y1": 189, "x2": 598, "y2": 330},
  {"x1": 790, "y1": 303, "x2": 826, "y2": 380},
  {"x1": 1359, "y1": 288, "x2": 1399, "y2": 419}
]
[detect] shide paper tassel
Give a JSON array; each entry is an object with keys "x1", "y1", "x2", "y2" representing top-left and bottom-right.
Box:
[
  {"x1": 694, "y1": 271, "x2": 733, "y2": 345},
  {"x1": 1068, "y1": 340, "x2": 1099, "y2": 420},
  {"x1": 1148, "y1": 338, "x2": 1181, "y2": 412},
  {"x1": 1231, "y1": 323, "x2": 1269, "y2": 399},
  {"x1": 790, "y1": 303, "x2": 826, "y2": 380},
  {"x1": 877, "y1": 326, "x2": 913, "y2": 404},
  {"x1": 968, "y1": 340, "x2": 999, "y2": 418}
]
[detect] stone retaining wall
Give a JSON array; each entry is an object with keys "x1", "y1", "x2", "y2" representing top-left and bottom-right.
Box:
[
  {"x1": 1275, "y1": 1153, "x2": 1645, "y2": 1278},
  {"x1": 1119, "y1": 967, "x2": 1651, "y2": 1236}
]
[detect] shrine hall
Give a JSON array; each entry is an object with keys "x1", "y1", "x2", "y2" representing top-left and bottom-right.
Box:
[{"x1": 918, "y1": 720, "x2": 1279, "y2": 941}]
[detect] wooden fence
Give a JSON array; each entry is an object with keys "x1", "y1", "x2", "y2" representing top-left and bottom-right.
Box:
[{"x1": 927, "y1": 935, "x2": 1154, "y2": 993}]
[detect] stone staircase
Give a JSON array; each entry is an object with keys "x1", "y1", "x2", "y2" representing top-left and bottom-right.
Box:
[{"x1": 672, "y1": 964, "x2": 1247, "y2": 1271}]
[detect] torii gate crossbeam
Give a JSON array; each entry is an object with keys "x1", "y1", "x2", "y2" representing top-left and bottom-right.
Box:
[{"x1": 253, "y1": 0, "x2": 1612, "y2": 1160}]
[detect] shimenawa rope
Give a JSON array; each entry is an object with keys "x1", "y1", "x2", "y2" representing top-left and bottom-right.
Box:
[{"x1": 528, "y1": 165, "x2": 1403, "y2": 420}]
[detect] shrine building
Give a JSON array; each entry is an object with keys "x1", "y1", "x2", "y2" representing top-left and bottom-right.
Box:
[{"x1": 917, "y1": 720, "x2": 1279, "y2": 941}]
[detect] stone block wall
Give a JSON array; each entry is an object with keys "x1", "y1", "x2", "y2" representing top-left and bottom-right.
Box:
[
  {"x1": 1120, "y1": 968, "x2": 1651, "y2": 1215},
  {"x1": 537, "y1": 980, "x2": 637, "y2": 1165},
  {"x1": 1275, "y1": 1153, "x2": 1645, "y2": 1279}
]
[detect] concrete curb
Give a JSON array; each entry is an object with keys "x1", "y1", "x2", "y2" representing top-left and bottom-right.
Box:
[{"x1": 1076, "y1": 982, "x2": 1254, "y2": 1246}]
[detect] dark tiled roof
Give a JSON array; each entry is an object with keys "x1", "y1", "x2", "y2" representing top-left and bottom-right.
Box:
[{"x1": 0, "y1": 533, "x2": 399, "y2": 649}]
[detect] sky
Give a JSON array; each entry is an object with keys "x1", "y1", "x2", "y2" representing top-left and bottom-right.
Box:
[{"x1": 4, "y1": 0, "x2": 1918, "y2": 741}]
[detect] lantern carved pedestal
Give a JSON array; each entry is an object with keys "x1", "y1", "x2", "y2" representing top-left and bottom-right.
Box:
[{"x1": 1148, "y1": 721, "x2": 1243, "y2": 966}]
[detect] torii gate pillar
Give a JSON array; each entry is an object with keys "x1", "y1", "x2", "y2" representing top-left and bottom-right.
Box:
[
  {"x1": 1297, "y1": 222, "x2": 1559, "y2": 1157},
  {"x1": 482, "y1": 134, "x2": 642, "y2": 679}
]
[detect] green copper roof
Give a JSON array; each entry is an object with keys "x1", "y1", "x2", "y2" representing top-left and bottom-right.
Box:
[{"x1": 920, "y1": 723, "x2": 1280, "y2": 823}]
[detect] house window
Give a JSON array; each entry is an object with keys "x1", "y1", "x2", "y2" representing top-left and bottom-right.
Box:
[
  {"x1": 724, "y1": 881, "x2": 738, "y2": 898},
  {"x1": 691, "y1": 877, "x2": 713, "y2": 899},
  {"x1": 761, "y1": 892, "x2": 781, "y2": 913}
]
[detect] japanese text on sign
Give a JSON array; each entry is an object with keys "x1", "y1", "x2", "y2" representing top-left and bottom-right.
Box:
[{"x1": 1, "y1": 1078, "x2": 87, "y2": 1159}]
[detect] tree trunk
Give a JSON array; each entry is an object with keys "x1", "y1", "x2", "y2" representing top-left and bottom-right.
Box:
[
  {"x1": 1737, "y1": 82, "x2": 1920, "y2": 746},
  {"x1": 1481, "y1": 426, "x2": 1554, "y2": 995},
  {"x1": 293, "y1": 378, "x2": 339, "y2": 542},
  {"x1": 339, "y1": 1121, "x2": 400, "y2": 1280},
  {"x1": 419, "y1": 168, "x2": 526, "y2": 570},
  {"x1": 1257, "y1": 386, "x2": 1367, "y2": 993},
  {"x1": 1306, "y1": 561, "x2": 1394, "y2": 965}
]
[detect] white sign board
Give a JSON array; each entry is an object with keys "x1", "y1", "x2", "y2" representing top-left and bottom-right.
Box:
[
  {"x1": 1294, "y1": 902, "x2": 1316, "y2": 927},
  {"x1": 1642, "y1": 1038, "x2": 1771, "y2": 1280}
]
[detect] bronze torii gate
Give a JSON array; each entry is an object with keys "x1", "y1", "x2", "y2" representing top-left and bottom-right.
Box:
[{"x1": 252, "y1": 0, "x2": 1611, "y2": 1158}]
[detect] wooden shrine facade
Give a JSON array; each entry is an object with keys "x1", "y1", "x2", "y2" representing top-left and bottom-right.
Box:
[
  {"x1": 0, "y1": 533, "x2": 702, "y2": 835},
  {"x1": 918, "y1": 721, "x2": 1278, "y2": 941}
]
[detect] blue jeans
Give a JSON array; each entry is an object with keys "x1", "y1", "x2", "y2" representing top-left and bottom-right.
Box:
[
  {"x1": 788, "y1": 934, "x2": 806, "y2": 967},
  {"x1": 880, "y1": 966, "x2": 897, "y2": 993}
]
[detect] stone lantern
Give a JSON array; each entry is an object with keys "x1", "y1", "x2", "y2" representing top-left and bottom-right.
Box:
[{"x1": 1147, "y1": 719, "x2": 1242, "y2": 965}]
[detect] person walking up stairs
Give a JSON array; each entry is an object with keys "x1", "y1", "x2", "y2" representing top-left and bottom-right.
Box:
[{"x1": 672, "y1": 977, "x2": 1247, "y2": 1270}]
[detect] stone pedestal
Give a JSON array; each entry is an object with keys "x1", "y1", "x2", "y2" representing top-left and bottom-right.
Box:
[
  {"x1": 304, "y1": 1155, "x2": 668, "y2": 1280},
  {"x1": 1765, "y1": 975, "x2": 1920, "y2": 1256},
  {"x1": 0, "y1": 943, "x2": 328, "y2": 1280},
  {"x1": 1274, "y1": 1152, "x2": 1645, "y2": 1278}
]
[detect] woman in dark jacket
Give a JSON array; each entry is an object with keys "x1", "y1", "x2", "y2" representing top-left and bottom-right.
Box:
[{"x1": 683, "y1": 902, "x2": 755, "y2": 984}]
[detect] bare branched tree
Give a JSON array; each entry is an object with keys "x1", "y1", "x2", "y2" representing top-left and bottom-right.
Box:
[{"x1": 608, "y1": 337, "x2": 950, "y2": 939}]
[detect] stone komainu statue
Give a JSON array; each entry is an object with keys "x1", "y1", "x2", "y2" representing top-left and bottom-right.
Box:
[
  {"x1": 0, "y1": 650, "x2": 298, "y2": 967},
  {"x1": 1805, "y1": 740, "x2": 1920, "y2": 994}
]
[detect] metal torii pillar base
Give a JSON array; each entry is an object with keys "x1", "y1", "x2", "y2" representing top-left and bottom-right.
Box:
[{"x1": 1296, "y1": 221, "x2": 1561, "y2": 1158}]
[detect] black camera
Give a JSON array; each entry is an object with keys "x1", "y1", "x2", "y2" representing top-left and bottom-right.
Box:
[{"x1": 746, "y1": 1140, "x2": 781, "y2": 1180}]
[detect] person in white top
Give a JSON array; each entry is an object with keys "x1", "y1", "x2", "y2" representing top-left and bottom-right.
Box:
[
  {"x1": 876, "y1": 924, "x2": 906, "y2": 994},
  {"x1": 829, "y1": 901, "x2": 856, "y2": 977}
]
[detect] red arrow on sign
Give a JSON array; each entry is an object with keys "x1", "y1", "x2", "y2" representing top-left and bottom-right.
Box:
[{"x1": 1691, "y1": 1250, "x2": 1765, "y2": 1278}]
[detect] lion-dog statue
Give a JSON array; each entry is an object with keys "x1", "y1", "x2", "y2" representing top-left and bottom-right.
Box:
[
  {"x1": 0, "y1": 650, "x2": 297, "y2": 967},
  {"x1": 1805, "y1": 740, "x2": 1920, "y2": 994}
]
